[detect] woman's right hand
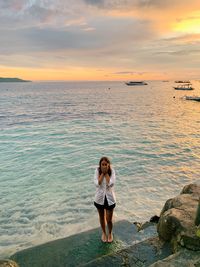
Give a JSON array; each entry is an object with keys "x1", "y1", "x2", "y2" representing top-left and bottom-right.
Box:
[{"x1": 98, "y1": 173, "x2": 104, "y2": 185}]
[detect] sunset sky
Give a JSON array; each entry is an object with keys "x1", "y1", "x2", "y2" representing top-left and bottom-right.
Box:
[{"x1": 0, "y1": 0, "x2": 200, "y2": 81}]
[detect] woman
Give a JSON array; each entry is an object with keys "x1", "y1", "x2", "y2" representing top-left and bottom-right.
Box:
[{"x1": 94, "y1": 157, "x2": 116, "y2": 243}]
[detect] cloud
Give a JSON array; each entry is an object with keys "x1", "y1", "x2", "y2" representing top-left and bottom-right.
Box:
[
  {"x1": 155, "y1": 48, "x2": 200, "y2": 56},
  {"x1": 27, "y1": 4, "x2": 56, "y2": 23},
  {"x1": 83, "y1": 0, "x2": 200, "y2": 10},
  {"x1": 0, "y1": 1, "x2": 86, "y2": 30},
  {"x1": 84, "y1": 0, "x2": 105, "y2": 7},
  {"x1": 0, "y1": 0, "x2": 26, "y2": 11},
  {"x1": 0, "y1": 14, "x2": 153, "y2": 54},
  {"x1": 0, "y1": 0, "x2": 200, "y2": 79},
  {"x1": 113, "y1": 71, "x2": 147, "y2": 75},
  {"x1": 162, "y1": 33, "x2": 200, "y2": 44}
]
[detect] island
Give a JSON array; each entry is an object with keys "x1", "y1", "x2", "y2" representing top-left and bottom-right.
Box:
[{"x1": 0, "y1": 77, "x2": 31, "y2": 82}]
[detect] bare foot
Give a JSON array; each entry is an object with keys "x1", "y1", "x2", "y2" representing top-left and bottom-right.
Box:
[
  {"x1": 107, "y1": 233, "x2": 113, "y2": 243},
  {"x1": 101, "y1": 232, "x2": 107, "y2": 243}
]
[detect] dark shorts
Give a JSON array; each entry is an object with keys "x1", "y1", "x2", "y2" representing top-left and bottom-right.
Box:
[{"x1": 94, "y1": 196, "x2": 116, "y2": 211}]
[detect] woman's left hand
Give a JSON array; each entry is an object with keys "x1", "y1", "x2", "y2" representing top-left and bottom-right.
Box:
[{"x1": 105, "y1": 173, "x2": 110, "y2": 185}]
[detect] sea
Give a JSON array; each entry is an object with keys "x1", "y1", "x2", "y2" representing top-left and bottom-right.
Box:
[{"x1": 0, "y1": 80, "x2": 200, "y2": 257}]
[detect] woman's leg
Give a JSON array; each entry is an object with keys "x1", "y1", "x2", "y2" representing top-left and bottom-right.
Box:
[
  {"x1": 106, "y1": 209, "x2": 114, "y2": 242},
  {"x1": 97, "y1": 208, "x2": 107, "y2": 242}
]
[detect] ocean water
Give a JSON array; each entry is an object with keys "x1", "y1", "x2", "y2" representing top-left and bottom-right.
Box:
[{"x1": 0, "y1": 80, "x2": 200, "y2": 257}]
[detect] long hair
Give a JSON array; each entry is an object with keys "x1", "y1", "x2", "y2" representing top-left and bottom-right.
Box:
[{"x1": 98, "y1": 156, "x2": 112, "y2": 176}]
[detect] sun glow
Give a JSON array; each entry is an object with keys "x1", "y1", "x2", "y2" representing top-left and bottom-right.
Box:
[
  {"x1": 0, "y1": 65, "x2": 171, "y2": 81},
  {"x1": 174, "y1": 17, "x2": 200, "y2": 34}
]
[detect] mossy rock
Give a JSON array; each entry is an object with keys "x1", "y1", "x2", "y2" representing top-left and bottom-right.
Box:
[{"x1": 0, "y1": 260, "x2": 19, "y2": 267}]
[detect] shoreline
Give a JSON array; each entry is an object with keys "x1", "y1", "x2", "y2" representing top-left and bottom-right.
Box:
[{"x1": 0, "y1": 183, "x2": 199, "y2": 267}]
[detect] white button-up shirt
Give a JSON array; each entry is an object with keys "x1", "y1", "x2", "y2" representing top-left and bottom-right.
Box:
[{"x1": 94, "y1": 167, "x2": 116, "y2": 206}]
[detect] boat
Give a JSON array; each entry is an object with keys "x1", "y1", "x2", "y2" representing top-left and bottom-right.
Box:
[
  {"x1": 125, "y1": 81, "x2": 148, "y2": 86},
  {"x1": 175, "y1": 80, "x2": 190, "y2": 83},
  {"x1": 185, "y1": 96, "x2": 200, "y2": 102},
  {"x1": 173, "y1": 83, "x2": 194, "y2": 90}
]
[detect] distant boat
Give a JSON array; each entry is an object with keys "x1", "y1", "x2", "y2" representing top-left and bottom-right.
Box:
[
  {"x1": 125, "y1": 81, "x2": 148, "y2": 86},
  {"x1": 185, "y1": 96, "x2": 200, "y2": 102},
  {"x1": 175, "y1": 80, "x2": 190, "y2": 83},
  {"x1": 173, "y1": 83, "x2": 194, "y2": 90}
]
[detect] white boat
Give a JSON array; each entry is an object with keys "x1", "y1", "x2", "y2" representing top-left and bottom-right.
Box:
[
  {"x1": 175, "y1": 80, "x2": 190, "y2": 83},
  {"x1": 173, "y1": 83, "x2": 194, "y2": 90},
  {"x1": 125, "y1": 81, "x2": 148, "y2": 86},
  {"x1": 185, "y1": 96, "x2": 200, "y2": 102}
]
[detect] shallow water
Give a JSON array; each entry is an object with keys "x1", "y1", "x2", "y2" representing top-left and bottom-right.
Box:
[{"x1": 0, "y1": 80, "x2": 200, "y2": 257}]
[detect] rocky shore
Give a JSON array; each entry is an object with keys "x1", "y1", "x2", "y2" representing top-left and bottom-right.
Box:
[{"x1": 1, "y1": 183, "x2": 199, "y2": 267}]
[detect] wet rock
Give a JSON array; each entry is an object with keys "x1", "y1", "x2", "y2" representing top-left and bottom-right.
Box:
[
  {"x1": 133, "y1": 215, "x2": 160, "y2": 232},
  {"x1": 10, "y1": 220, "x2": 139, "y2": 267},
  {"x1": 133, "y1": 221, "x2": 155, "y2": 232},
  {"x1": 84, "y1": 237, "x2": 172, "y2": 267},
  {"x1": 195, "y1": 197, "x2": 200, "y2": 226},
  {"x1": 6, "y1": 184, "x2": 200, "y2": 267},
  {"x1": 149, "y1": 249, "x2": 200, "y2": 267}
]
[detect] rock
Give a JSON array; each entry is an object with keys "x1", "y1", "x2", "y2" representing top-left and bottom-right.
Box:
[
  {"x1": 157, "y1": 183, "x2": 200, "y2": 252},
  {"x1": 10, "y1": 220, "x2": 142, "y2": 267},
  {"x1": 0, "y1": 260, "x2": 19, "y2": 267},
  {"x1": 181, "y1": 183, "x2": 200, "y2": 195},
  {"x1": 4, "y1": 184, "x2": 199, "y2": 267},
  {"x1": 157, "y1": 209, "x2": 182, "y2": 241},
  {"x1": 149, "y1": 248, "x2": 200, "y2": 267},
  {"x1": 133, "y1": 221, "x2": 155, "y2": 231},
  {"x1": 195, "y1": 197, "x2": 200, "y2": 226},
  {"x1": 133, "y1": 215, "x2": 160, "y2": 232},
  {"x1": 177, "y1": 227, "x2": 200, "y2": 251},
  {"x1": 150, "y1": 215, "x2": 160, "y2": 223},
  {"x1": 84, "y1": 237, "x2": 172, "y2": 267},
  {"x1": 160, "y1": 194, "x2": 198, "y2": 217}
]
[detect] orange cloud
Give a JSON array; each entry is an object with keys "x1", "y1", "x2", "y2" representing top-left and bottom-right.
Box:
[
  {"x1": 105, "y1": 2, "x2": 200, "y2": 35},
  {"x1": 1, "y1": 0, "x2": 200, "y2": 81}
]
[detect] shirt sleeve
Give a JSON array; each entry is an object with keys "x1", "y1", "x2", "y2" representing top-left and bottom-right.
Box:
[
  {"x1": 94, "y1": 168, "x2": 99, "y2": 187},
  {"x1": 107, "y1": 168, "x2": 116, "y2": 187}
]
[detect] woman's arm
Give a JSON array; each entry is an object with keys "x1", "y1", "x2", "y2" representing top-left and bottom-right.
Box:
[
  {"x1": 98, "y1": 173, "x2": 104, "y2": 185},
  {"x1": 94, "y1": 168, "x2": 104, "y2": 186},
  {"x1": 106, "y1": 169, "x2": 116, "y2": 187},
  {"x1": 105, "y1": 173, "x2": 110, "y2": 185}
]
